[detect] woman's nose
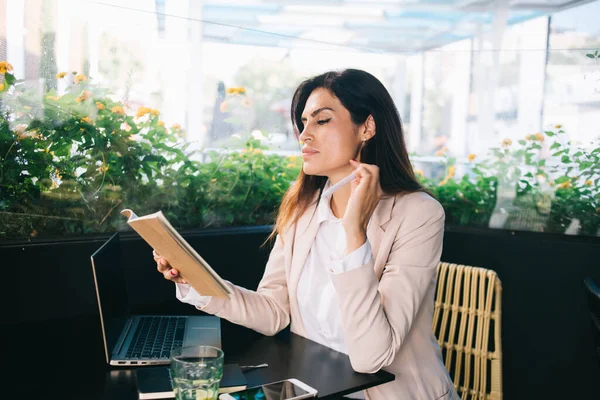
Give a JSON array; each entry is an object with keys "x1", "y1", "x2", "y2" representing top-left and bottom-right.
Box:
[{"x1": 298, "y1": 126, "x2": 313, "y2": 143}]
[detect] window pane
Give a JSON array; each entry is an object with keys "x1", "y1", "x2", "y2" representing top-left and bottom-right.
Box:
[{"x1": 1, "y1": 0, "x2": 598, "y2": 240}]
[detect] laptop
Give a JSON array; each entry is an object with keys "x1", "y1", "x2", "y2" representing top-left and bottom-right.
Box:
[{"x1": 91, "y1": 232, "x2": 222, "y2": 366}]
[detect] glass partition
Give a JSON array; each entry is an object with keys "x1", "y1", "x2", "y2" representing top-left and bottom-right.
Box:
[{"x1": 1, "y1": 0, "x2": 598, "y2": 240}]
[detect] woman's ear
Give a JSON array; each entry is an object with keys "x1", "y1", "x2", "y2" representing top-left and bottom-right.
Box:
[{"x1": 363, "y1": 115, "x2": 376, "y2": 140}]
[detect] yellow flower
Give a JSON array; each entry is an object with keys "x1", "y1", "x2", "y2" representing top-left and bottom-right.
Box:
[
  {"x1": 0, "y1": 83, "x2": 4, "y2": 91},
  {"x1": 46, "y1": 95, "x2": 59, "y2": 101},
  {"x1": 447, "y1": 166, "x2": 456, "y2": 178},
  {"x1": 555, "y1": 124, "x2": 562, "y2": 129},
  {"x1": 585, "y1": 179, "x2": 593, "y2": 186},
  {"x1": 467, "y1": 153, "x2": 476, "y2": 162},
  {"x1": 0, "y1": 61, "x2": 13, "y2": 74},
  {"x1": 414, "y1": 169, "x2": 424, "y2": 177},
  {"x1": 96, "y1": 102, "x2": 105, "y2": 110},
  {"x1": 136, "y1": 107, "x2": 160, "y2": 118},
  {"x1": 439, "y1": 178, "x2": 448, "y2": 186},
  {"x1": 525, "y1": 134, "x2": 534, "y2": 141},
  {"x1": 75, "y1": 90, "x2": 91, "y2": 103},
  {"x1": 535, "y1": 132, "x2": 544, "y2": 142},
  {"x1": 74, "y1": 74, "x2": 87, "y2": 84},
  {"x1": 253, "y1": 149, "x2": 263, "y2": 155},
  {"x1": 501, "y1": 138, "x2": 512, "y2": 147},
  {"x1": 211, "y1": 178, "x2": 217, "y2": 183},
  {"x1": 111, "y1": 106, "x2": 125, "y2": 115},
  {"x1": 171, "y1": 123, "x2": 181, "y2": 133},
  {"x1": 13, "y1": 124, "x2": 28, "y2": 140},
  {"x1": 96, "y1": 164, "x2": 109, "y2": 173},
  {"x1": 81, "y1": 117, "x2": 93, "y2": 124},
  {"x1": 226, "y1": 87, "x2": 246, "y2": 95},
  {"x1": 288, "y1": 155, "x2": 297, "y2": 162},
  {"x1": 56, "y1": 72, "x2": 67, "y2": 79},
  {"x1": 558, "y1": 181, "x2": 571, "y2": 189},
  {"x1": 157, "y1": 121, "x2": 165, "y2": 127},
  {"x1": 435, "y1": 146, "x2": 448, "y2": 157}
]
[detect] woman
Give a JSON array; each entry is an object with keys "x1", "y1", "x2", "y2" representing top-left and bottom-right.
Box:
[{"x1": 154, "y1": 69, "x2": 458, "y2": 400}]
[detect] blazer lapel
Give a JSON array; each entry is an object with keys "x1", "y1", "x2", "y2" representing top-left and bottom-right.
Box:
[
  {"x1": 368, "y1": 195, "x2": 396, "y2": 276},
  {"x1": 288, "y1": 195, "x2": 320, "y2": 305}
]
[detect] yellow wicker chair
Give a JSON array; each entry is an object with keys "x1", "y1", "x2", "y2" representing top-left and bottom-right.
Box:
[{"x1": 433, "y1": 262, "x2": 503, "y2": 400}]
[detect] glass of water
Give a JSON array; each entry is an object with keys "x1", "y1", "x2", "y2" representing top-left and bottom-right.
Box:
[{"x1": 170, "y1": 345, "x2": 224, "y2": 400}]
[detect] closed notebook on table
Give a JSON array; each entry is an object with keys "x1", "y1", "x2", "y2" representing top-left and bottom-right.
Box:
[{"x1": 136, "y1": 364, "x2": 247, "y2": 399}]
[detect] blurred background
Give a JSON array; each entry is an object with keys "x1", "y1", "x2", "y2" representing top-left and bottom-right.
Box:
[{"x1": 1, "y1": 0, "x2": 599, "y2": 239}]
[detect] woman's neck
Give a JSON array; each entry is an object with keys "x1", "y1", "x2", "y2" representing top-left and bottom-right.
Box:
[
  {"x1": 329, "y1": 184, "x2": 352, "y2": 219},
  {"x1": 327, "y1": 168, "x2": 355, "y2": 219}
]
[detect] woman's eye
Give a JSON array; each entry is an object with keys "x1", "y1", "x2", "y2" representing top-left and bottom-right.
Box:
[{"x1": 317, "y1": 118, "x2": 331, "y2": 125}]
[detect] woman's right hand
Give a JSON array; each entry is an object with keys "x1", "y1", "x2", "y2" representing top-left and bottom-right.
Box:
[{"x1": 153, "y1": 249, "x2": 188, "y2": 284}]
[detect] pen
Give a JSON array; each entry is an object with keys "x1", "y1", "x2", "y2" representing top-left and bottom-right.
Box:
[
  {"x1": 321, "y1": 172, "x2": 357, "y2": 198},
  {"x1": 240, "y1": 363, "x2": 269, "y2": 372}
]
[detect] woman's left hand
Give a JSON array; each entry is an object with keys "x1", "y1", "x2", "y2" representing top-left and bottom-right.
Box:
[{"x1": 343, "y1": 159, "x2": 383, "y2": 254}]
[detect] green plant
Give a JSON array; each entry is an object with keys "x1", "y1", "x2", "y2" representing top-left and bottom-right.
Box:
[
  {"x1": 1, "y1": 62, "x2": 598, "y2": 240},
  {"x1": 417, "y1": 128, "x2": 600, "y2": 235},
  {"x1": 0, "y1": 66, "x2": 300, "y2": 238}
]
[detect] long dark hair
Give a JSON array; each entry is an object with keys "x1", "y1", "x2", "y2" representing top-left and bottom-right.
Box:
[{"x1": 269, "y1": 69, "x2": 423, "y2": 241}]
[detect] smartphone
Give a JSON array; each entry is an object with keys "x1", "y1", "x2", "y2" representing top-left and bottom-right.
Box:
[{"x1": 219, "y1": 378, "x2": 317, "y2": 400}]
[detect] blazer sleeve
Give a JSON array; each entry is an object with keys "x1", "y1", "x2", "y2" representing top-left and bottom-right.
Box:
[
  {"x1": 330, "y1": 196, "x2": 445, "y2": 373},
  {"x1": 198, "y1": 233, "x2": 290, "y2": 336}
]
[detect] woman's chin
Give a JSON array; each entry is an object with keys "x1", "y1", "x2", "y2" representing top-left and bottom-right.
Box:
[{"x1": 302, "y1": 165, "x2": 325, "y2": 176}]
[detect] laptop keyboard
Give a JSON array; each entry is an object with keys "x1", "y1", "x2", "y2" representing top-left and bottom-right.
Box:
[{"x1": 125, "y1": 316, "x2": 187, "y2": 360}]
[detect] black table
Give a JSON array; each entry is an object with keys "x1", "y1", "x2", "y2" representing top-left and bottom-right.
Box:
[{"x1": 8, "y1": 315, "x2": 394, "y2": 399}]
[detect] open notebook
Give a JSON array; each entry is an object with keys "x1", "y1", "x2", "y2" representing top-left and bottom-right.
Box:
[{"x1": 121, "y1": 209, "x2": 232, "y2": 298}]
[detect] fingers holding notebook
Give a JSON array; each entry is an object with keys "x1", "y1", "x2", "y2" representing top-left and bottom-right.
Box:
[{"x1": 153, "y1": 249, "x2": 188, "y2": 284}]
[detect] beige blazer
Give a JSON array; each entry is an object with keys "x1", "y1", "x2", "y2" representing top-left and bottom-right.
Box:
[{"x1": 201, "y1": 191, "x2": 459, "y2": 400}]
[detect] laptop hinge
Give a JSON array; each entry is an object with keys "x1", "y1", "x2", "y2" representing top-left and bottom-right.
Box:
[{"x1": 113, "y1": 318, "x2": 134, "y2": 355}]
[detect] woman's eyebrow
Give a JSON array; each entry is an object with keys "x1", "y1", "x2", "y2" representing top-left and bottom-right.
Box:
[{"x1": 301, "y1": 107, "x2": 334, "y2": 121}]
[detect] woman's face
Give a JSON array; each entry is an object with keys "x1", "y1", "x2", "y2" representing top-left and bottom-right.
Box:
[{"x1": 298, "y1": 88, "x2": 364, "y2": 181}]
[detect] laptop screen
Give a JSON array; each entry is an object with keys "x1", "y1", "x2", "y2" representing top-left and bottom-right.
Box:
[{"x1": 91, "y1": 232, "x2": 129, "y2": 362}]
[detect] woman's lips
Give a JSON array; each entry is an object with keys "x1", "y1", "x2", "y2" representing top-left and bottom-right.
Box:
[{"x1": 301, "y1": 149, "x2": 319, "y2": 159}]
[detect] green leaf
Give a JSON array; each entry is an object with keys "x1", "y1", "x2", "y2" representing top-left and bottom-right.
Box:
[
  {"x1": 518, "y1": 140, "x2": 526, "y2": 146},
  {"x1": 4, "y1": 73, "x2": 16, "y2": 85},
  {"x1": 586, "y1": 54, "x2": 596, "y2": 59},
  {"x1": 561, "y1": 156, "x2": 571, "y2": 163},
  {"x1": 142, "y1": 155, "x2": 165, "y2": 164},
  {"x1": 555, "y1": 176, "x2": 569, "y2": 184}
]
